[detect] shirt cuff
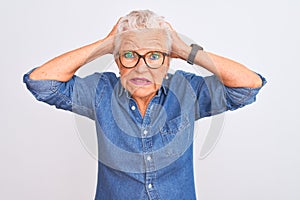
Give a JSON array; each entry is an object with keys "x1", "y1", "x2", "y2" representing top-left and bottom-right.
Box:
[{"x1": 23, "y1": 68, "x2": 62, "y2": 94}]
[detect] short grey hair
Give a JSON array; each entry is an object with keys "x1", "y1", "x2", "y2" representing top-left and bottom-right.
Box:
[{"x1": 114, "y1": 10, "x2": 172, "y2": 55}]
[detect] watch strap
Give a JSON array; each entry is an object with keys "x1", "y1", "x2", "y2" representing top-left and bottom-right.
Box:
[{"x1": 187, "y1": 44, "x2": 203, "y2": 65}]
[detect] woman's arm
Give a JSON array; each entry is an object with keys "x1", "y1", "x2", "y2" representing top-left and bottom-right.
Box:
[
  {"x1": 29, "y1": 20, "x2": 119, "y2": 82},
  {"x1": 169, "y1": 28, "x2": 263, "y2": 88}
]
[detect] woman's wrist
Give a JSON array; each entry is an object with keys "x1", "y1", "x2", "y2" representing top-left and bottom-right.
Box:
[{"x1": 171, "y1": 43, "x2": 190, "y2": 60}]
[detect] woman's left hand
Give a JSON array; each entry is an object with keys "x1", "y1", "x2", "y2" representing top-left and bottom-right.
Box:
[{"x1": 166, "y1": 22, "x2": 190, "y2": 60}]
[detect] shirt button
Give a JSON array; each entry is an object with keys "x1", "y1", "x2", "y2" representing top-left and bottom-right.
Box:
[
  {"x1": 143, "y1": 130, "x2": 148, "y2": 135},
  {"x1": 131, "y1": 105, "x2": 136, "y2": 111},
  {"x1": 148, "y1": 184, "x2": 152, "y2": 189},
  {"x1": 147, "y1": 156, "x2": 152, "y2": 161}
]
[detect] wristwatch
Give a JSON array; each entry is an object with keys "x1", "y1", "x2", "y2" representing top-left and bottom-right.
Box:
[{"x1": 187, "y1": 44, "x2": 203, "y2": 65}]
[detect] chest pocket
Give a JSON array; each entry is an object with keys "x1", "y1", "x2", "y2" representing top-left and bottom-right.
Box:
[{"x1": 160, "y1": 113, "x2": 191, "y2": 145}]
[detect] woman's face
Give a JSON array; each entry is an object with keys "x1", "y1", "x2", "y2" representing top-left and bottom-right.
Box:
[{"x1": 115, "y1": 29, "x2": 170, "y2": 100}]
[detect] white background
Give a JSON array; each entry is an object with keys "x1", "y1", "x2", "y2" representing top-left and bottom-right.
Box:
[{"x1": 1, "y1": 0, "x2": 299, "y2": 199}]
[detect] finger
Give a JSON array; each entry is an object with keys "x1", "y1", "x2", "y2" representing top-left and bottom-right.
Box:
[
  {"x1": 165, "y1": 22, "x2": 174, "y2": 31},
  {"x1": 108, "y1": 17, "x2": 123, "y2": 36}
]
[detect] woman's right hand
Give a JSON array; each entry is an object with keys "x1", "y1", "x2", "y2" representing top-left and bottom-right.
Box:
[{"x1": 101, "y1": 17, "x2": 122, "y2": 54}]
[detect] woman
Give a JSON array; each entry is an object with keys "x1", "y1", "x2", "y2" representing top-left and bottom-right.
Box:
[{"x1": 24, "y1": 10, "x2": 265, "y2": 200}]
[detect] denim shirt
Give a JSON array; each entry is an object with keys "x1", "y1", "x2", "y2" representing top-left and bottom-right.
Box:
[{"x1": 23, "y1": 70, "x2": 266, "y2": 200}]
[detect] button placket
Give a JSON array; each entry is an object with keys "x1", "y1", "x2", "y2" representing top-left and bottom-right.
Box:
[{"x1": 141, "y1": 101, "x2": 158, "y2": 196}]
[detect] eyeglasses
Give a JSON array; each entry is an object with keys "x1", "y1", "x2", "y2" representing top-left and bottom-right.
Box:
[{"x1": 118, "y1": 50, "x2": 169, "y2": 69}]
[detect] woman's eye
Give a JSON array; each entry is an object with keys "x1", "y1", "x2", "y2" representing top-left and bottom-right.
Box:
[
  {"x1": 149, "y1": 53, "x2": 161, "y2": 60},
  {"x1": 124, "y1": 52, "x2": 134, "y2": 59}
]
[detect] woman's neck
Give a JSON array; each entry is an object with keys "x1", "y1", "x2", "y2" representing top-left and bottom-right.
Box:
[{"x1": 133, "y1": 93, "x2": 156, "y2": 117}]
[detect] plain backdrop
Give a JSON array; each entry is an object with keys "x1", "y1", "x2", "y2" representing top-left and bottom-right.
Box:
[{"x1": 1, "y1": 0, "x2": 299, "y2": 199}]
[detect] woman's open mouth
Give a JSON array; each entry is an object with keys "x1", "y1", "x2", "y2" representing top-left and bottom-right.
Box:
[{"x1": 129, "y1": 78, "x2": 152, "y2": 86}]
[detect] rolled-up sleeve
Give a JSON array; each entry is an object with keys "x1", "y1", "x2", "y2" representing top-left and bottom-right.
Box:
[
  {"x1": 23, "y1": 69, "x2": 103, "y2": 120},
  {"x1": 187, "y1": 72, "x2": 267, "y2": 119},
  {"x1": 224, "y1": 74, "x2": 266, "y2": 110}
]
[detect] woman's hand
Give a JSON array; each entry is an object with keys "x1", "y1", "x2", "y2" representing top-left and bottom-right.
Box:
[
  {"x1": 166, "y1": 22, "x2": 190, "y2": 60},
  {"x1": 101, "y1": 17, "x2": 122, "y2": 54}
]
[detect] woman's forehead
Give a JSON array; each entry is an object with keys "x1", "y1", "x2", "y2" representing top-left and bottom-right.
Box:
[{"x1": 119, "y1": 29, "x2": 168, "y2": 50}]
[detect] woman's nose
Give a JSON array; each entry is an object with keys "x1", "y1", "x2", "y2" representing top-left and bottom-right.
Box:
[{"x1": 135, "y1": 57, "x2": 148, "y2": 72}]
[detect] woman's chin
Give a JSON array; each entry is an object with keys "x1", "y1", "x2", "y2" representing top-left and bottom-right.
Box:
[{"x1": 130, "y1": 87, "x2": 157, "y2": 99}]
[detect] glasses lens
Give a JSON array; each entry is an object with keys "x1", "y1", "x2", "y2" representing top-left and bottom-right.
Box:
[
  {"x1": 120, "y1": 51, "x2": 139, "y2": 68},
  {"x1": 145, "y1": 51, "x2": 165, "y2": 68}
]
